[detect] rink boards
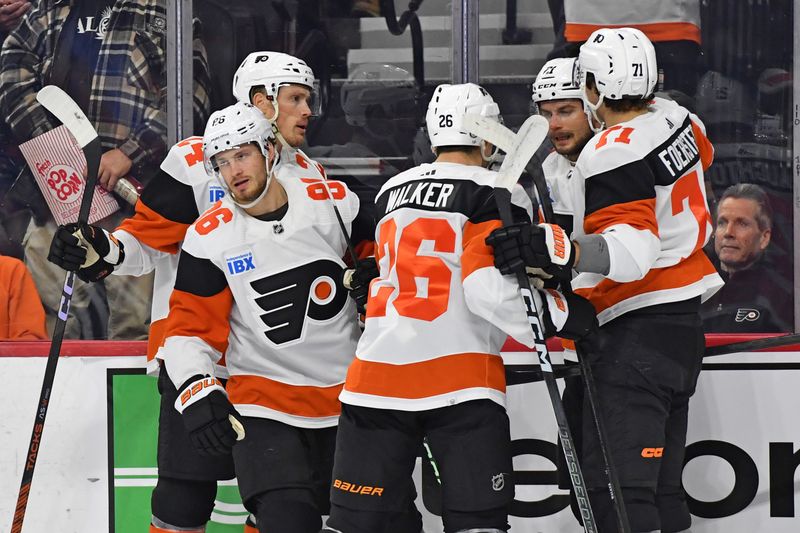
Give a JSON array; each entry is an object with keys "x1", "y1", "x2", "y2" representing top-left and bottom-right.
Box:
[{"x1": 0, "y1": 337, "x2": 798, "y2": 532}]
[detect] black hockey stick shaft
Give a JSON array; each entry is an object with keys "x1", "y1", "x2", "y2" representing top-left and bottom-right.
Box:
[
  {"x1": 705, "y1": 333, "x2": 800, "y2": 357},
  {"x1": 312, "y1": 163, "x2": 359, "y2": 264},
  {"x1": 495, "y1": 188, "x2": 598, "y2": 533},
  {"x1": 11, "y1": 135, "x2": 102, "y2": 533},
  {"x1": 529, "y1": 171, "x2": 631, "y2": 533}
]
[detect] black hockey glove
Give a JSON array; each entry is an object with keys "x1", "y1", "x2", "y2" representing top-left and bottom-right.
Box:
[
  {"x1": 343, "y1": 257, "x2": 380, "y2": 315},
  {"x1": 485, "y1": 222, "x2": 575, "y2": 279},
  {"x1": 535, "y1": 288, "x2": 598, "y2": 341},
  {"x1": 48, "y1": 223, "x2": 125, "y2": 283},
  {"x1": 176, "y1": 375, "x2": 244, "y2": 456}
]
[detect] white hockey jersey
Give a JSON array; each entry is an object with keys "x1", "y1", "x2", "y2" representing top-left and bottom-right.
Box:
[
  {"x1": 568, "y1": 97, "x2": 723, "y2": 325},
  {"x1": 112, "y1": 139, "x2": 329, "y2": 370},
  {"x1": 542, "y1": 150, "x2": 577, "y2": 219},
  {"x1": 113, "y1": 136, "x2": 226, "y2": 370},
  {"x1": 339, "y1": 162, "x2": 537, "y2": 412},
  {"x1": 160, "y1": 175, "x2": 361, "y2": 428}
]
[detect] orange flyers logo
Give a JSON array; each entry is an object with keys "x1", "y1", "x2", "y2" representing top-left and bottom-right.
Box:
[
  {"x1": 333, "y1": 479, "x2": 384, "y2": 496},
  {"x1": 641, "y1": 447, "x2": 664, "y2": 458}
]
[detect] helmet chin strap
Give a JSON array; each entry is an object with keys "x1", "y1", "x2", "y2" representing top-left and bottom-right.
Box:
[
  {"x1": 583, "y1": 93, "x2": 605, "y2": 133},
  {"x1": 266, "y1": 98, "x2": 292, "y2": 151},
  {"x1": 227, "y1": 146, "x2": 277, "y2": 209},
  {"x1": 480, "y1": 140, "x2": 500, "y2": 165}
]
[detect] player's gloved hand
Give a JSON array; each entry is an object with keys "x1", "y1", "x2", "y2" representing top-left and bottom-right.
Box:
[
  {"x1": 534, "y1": 288, "x2": 597, "y2": 340},
  {"x1": 486, "y1": 222, "x2": 575, "y2": 278},
  {"x1": 343, "y1": 257, "x2": 380, "y2": 314},
  {"x1": 48, "y1": 223, "x2": 125, "y2": 282},
  {"x1": 175, "y1": 375, "x2": 245, "y2": 456}
]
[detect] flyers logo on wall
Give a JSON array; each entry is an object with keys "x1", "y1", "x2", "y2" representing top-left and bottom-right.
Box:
[{"x1": 250, "y1": 259, "x2": 348, "y2": 345}]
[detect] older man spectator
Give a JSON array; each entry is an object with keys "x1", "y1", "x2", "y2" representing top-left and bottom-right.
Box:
[{"x1": 702, "y1": 183, "x2": 793, "y2": 332}]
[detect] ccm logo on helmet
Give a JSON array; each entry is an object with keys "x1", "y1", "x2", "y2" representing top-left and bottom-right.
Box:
[{"x1": 251, "y1": 259, "x2": 348, "y2": 345}]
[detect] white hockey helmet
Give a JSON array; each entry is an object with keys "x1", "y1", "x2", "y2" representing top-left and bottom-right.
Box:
[
  {"x1": 232, "y1": 51, "x2": 316, "y2": 105},
  {"x1": 532, "y1": 57, "x2": 583, "y2": 103},
  {"x1": 203, "y1": 102, "x2": 275, "y2": 208},
  {"x1": 425, "y1": 83, "x2": 501, "y2": 148},
  {"x1": 578, "y1": 27, "x2": 658, "y2": 101}
]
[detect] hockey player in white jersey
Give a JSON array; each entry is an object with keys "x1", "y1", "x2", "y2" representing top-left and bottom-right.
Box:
[
  {"x1": 46, "y1": 50, "x2": 377, "y2": 533},
  {"x1": 487, "y1": 28, "x2": 722, "y2": 533},
  {"x1": 533, "y1": 57, "x2": 595, "y2": 235},
  {"x1": 232, "y1": 51, "x2": 378, "y2": 274},
  {"x1": 323, "y1": 83, "x2": 597, "y2": 533},
  {"x1": 158, "y1": 102, "x2": 418, "y2": 533}
]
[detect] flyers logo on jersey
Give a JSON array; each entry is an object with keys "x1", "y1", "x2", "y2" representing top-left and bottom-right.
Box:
[{"x1": 250, "y1": 259, "x2": 348, "y2": 345}]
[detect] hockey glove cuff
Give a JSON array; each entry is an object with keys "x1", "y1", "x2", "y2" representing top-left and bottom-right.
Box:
[
  {"x1": 486, "y1": 222, "x2": 575, "y2": 278},
  {"x1": 176, "y1": 375, "x2": 245, "y2": 456},
  {"x1": 343, "y1": 256, "x2": 379, "y2": 315},
  {"x1": 535, "y1": 288, "x2": 598, "y2": 341}
]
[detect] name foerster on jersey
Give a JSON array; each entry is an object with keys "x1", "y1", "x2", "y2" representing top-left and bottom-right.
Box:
[
  {"x1": 654, "y1": 120, "x2": 700, "y2": 179},
  {"x1": 226, "y1": 251, "x2": 256, "y2": 275},
  {"x1": 250, "y1": 259, "x2": 348, "y2": 345}
]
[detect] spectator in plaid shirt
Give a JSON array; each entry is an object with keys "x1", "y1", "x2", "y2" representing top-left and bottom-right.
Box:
[{"x1": 0, "y1": 0, "x2": 211, "y2": 340}]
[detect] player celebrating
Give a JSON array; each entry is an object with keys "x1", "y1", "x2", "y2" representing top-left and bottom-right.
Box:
[
  {"x1": 532, "y1": 57, "x2": 595, "y2": 234},
  {"x1": 487, "y1": 28, "x2": 722, "y2": 533},
  {"x1": 323, "y1": 83, "x2": 596, "y2": 533},
  {"x1": 47, "y1": 51, "x2": 345, "y2": 533},
  {"x1": 157, "y1": 102, "x2": 359, "y2": 533}
]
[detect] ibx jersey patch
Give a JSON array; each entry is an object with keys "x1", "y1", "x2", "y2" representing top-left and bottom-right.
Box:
[{"x1": 226, "y1": 251, "x2": 256, "y2": 275}]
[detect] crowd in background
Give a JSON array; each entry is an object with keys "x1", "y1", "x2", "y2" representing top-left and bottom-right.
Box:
[{"x1": 0, "y1": 0, "x2": 794, "y2": 340}]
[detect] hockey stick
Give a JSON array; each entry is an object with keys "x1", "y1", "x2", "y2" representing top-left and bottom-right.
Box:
[
  {"x1": 10, "y1": 86, "x2": 102, "y2": 533},
  {"x1": 528, "y1": 159, "x2": 631, "y2": 533},
  {"x1": 464, "y1": 113, "x2": 599, "y2": 533},
  {"x1": 309, "y1": 159, "x2": 360, "y2": 264},
  {"x1": 705, "y1": 333, "x2": 800, "y2": 357}
]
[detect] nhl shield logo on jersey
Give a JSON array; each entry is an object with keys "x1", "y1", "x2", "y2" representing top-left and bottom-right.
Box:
[
  {"x1": 491, "y1": 473, "x2": 506, "y2": 491},
  {"x1": 250, "y1": 259, "x2": 348, "y2": 345}
]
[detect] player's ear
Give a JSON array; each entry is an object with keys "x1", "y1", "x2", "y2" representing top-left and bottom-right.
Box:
[{"x1": 253, "y1": 92, "x2": 276, "y2": 121}]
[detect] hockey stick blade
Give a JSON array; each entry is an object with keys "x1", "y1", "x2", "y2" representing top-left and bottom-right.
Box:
[
  {"x1": 11, "y1": 88, "x2": 101, "y2": 533},
  {"x1": 37, "y1": 85, "x2": 99, "y2": 149},
  {"x1": 462, "y1": 113, "x2": 517, "y2": 153},
  {"x1": 464, "y1": 114, "x2": 548, "y2": 191}
]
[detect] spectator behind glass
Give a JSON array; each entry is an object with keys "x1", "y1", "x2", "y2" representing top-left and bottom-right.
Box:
[
  {"x1": 0, "y1": 0, "x2": 211, "y2": 339},
  {"x1": 702, "y1": 183, "x2": 793, "y2": 332},
  {"x1": 0, "y1": 254, "x2": 46, "y2": 340}
]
